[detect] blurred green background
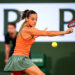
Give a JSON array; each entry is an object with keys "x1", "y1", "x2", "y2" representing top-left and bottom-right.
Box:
[{"x1": 0, "y1": 42, "x2": 75, "y2": 75}]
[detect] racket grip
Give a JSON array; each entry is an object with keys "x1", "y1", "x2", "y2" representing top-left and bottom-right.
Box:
[{"x1": 69, "y1": 31, "x2": 72, "y2": 33}]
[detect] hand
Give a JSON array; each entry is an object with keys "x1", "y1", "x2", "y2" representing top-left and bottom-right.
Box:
[
  {"x1": 5, "y1": 58, "x2": 8, "y2": 63},
  {"x1": 65, "y1": 27, "x2": 73, "y2": 34},
  {"x1": 44, "y1": 28, "x2": 48, "y2": 31}
]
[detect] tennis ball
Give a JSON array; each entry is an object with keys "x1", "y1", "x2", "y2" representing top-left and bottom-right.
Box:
[{"x1": 51, "y1": 42, "x2": 57, "y2": 47}]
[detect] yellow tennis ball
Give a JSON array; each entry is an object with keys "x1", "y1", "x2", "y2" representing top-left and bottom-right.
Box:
[{"x1": 52, "y1": 42, "x2": 57, "y2": 47}]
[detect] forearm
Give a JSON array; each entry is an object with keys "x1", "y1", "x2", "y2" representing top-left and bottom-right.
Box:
[
  {"x1": 24, "y1": 28, "x2": 66, "y2": 36},
  {"x1": 5, "y1": 44, "x2": 10, "y2": 59},
  {"x1": 5, "y1": 49, "x2": 10, "y2": 59},
  {"x1": 47, "y1": 31, "x2": 65, "y2": 36}
]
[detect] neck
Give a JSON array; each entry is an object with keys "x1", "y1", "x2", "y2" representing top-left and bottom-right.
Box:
[
  {"x1": 24, "y1": 22, "x2": 32, "y2": 27},
  {"x1": 9, "y1": 31, "x2": 17, "y2": 38}
]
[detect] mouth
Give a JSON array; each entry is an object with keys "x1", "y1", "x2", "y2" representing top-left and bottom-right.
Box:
[
  {"x1": 33, "y1": 25, "x2": 36, "y2": 27},
  {"x1": 33, "y1": 23, "x2": 36, "y2": 26}
]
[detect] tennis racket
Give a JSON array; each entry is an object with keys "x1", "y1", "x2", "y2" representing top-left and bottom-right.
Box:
[{"x1": 67, "y1": 20, "x2": 75, "y2": 33}]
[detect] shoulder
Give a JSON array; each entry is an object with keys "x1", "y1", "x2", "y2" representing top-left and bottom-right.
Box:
[
  {"x1": 5, "y1": 32, "x2": 9, "y2": 37},
  {"x1": 5, "y1": 33, "x2": 10, "y2": 43}
]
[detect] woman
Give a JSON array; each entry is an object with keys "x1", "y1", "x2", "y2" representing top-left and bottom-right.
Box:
[{"x1": 4, "y1": 9, "x2": 73, "y2": 75}]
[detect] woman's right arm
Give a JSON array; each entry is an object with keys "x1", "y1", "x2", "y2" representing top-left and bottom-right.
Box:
[{"x1": 22, "y1": 27, "x2": 73, "y2": 37}]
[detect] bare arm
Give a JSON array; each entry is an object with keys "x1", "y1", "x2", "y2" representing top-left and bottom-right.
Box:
[
  {"x1": 35, "y1": 28, "x2": 48, "y2": 38},
  {"x1": 24, "y1": 27, "x2": 73, "y2": 36},
  {"x1": 21, "y1": 27, "x2": 73, "y2": 39},
  {"x1": 5, "y1": 44, "x2": 10, "y2": 63},
  {"x1": 31, "y1": 30, "x2": 65, "y2": 36}
]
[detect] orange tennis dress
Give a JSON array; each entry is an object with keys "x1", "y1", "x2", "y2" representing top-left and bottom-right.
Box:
[
  {"x1": 4, "y1": 26, "x2": 36, "y2": 71},
  {"x1": 13, "y1": 30, "x2": 35, "y2": 57}
]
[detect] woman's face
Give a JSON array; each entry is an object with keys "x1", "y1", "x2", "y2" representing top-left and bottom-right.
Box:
[{"x1": 27, "y1": 14, "x2": 37, "y2": 27}]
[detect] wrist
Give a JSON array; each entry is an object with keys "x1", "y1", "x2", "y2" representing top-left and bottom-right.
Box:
[{"x1": 63, "y1": 31, "x2": 66, "y2": 34}]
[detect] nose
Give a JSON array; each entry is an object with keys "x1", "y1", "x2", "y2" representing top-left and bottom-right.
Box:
[{"x1": 34, "y1": 20, "x2": 37, "y2": 24}]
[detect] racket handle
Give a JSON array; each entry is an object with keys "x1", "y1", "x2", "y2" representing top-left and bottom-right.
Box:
[{"x1": 69, "y1": 31, "x2": 72, "y2": 33}]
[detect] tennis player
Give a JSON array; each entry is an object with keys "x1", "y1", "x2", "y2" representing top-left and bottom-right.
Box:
[{"x1": 4, "y1": 10, "x2": 73, "y2": 75}]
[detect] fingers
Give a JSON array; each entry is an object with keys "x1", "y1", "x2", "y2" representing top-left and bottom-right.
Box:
[
  {"x1": 44, "y1": 28, "x2": 48, "y2": 31},
  {"x1": 65, "y1": 27, "x2": 74, "y2": 34},
  {"x1": 4, "y1": 59, "x2": 8, "y2": 63},
  {"x1": 68, "y1": 27, "x2": 74, "y2": 34},
  {"x1": 70, "y1": 27, "x2": 74, "y2": 32}
]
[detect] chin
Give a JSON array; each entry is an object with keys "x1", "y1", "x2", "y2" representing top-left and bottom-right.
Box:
[
  {"x1": 9, "y1": 32, "x2": 13, "y2": 35},
  {"x1": 33, "y1": 25, "x2": 36, "y2": 27},
  {"x1": 30, "y1": 24, "x2": 35, "y2": 27}
]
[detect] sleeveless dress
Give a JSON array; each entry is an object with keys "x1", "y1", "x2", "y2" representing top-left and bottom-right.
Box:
[{"x1": 4, "y1": 25, "x2": 35, "y2": 71}]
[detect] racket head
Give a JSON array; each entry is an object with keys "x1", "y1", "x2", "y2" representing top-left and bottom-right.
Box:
[{"x1": 67, "y1": 20, "x2": 75, "y2": 28}]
